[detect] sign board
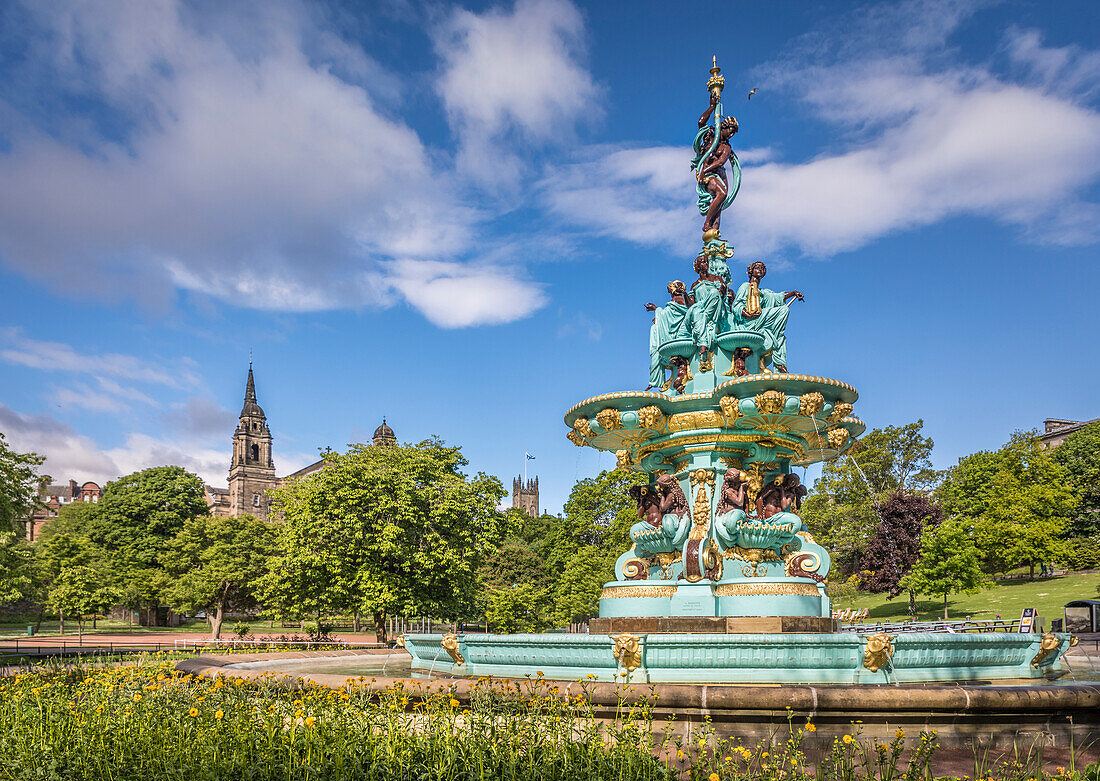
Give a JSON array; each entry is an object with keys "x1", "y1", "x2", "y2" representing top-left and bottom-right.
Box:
[{"x1": 1018, "y1": 607, "x2": 1035, "y2": 633}]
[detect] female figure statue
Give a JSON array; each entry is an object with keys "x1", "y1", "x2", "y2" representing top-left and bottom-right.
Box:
[
  {"x1": 689, "y1": 253, "x2": 730, "y2": 363},
  {"x1": 713, "y1": 469, "x2": 748, "y2": 548},
  {"x1": 729, "y1": 262, "x2": 803, "y2": 372},
  {"x1": 692, "y1": 92, "x2": 741, "y2": 237},
  {"x1": 645, "y1": 281, "x2": 692, "y2": 390}
]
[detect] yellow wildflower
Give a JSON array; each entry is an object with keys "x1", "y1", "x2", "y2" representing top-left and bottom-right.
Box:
[
  {"x1": 895, "y1": 729, "x2": 905, "y2": 740},
  {"x1": 843, "y1": 735, "x2": 854, "y2": 745},
  {"x1": 189, "y1": 708, "x2": 199, "y2": 717},
  {"x1": 132, "y1": 694, "x2": 142, "y2": 702},
  {"x1": 450, "y1": 698, "x2": 460, "y2": 708},
  {"x1": 215, "y1": 710, "x2": 224, "y2": 720},
  {"x1": 304, "y1": 716, "x2": 315, "y2": 727},
  {"x1": 699, "y1": 737, "x2": 707, "y2": 748},
  {"x1": 677, "y1": 750, "x2": 685, "y2": 760},
  {"x1": 805, "y1": 723, "x2": 816, "y2": 732},
  {"x1": 709, "y1": 774, "x2": 720, "y2": 781}
]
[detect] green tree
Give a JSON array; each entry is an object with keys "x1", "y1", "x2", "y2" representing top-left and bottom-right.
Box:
[
  {"x1": 0, "y1": 433, "x2": 45, "y2": 537},
  {"x1": 939, "y1": 431, "x2": 1076, "y2": 578},
  {"x1": 485, "y1": 583, "x2": 550, "y2": 633},
  {"x1": 46, "y1": 563, "x2": 121, "y2": 636},
  {"x1": 263, "y1": 438, "x2": 506, "y2": 641},
  {"x1": 162, "y1": 514, "x2": 279, "y2": 639},
  {"x1": 0, "y1": 531, "x2": 37, "y2": 605},
  {"x1": 80, "y1": 466, "x2": 209, "y2": 613},
  {"x1": 803, "y1": 420, "x2": 938, "y2": 573},
  {"x1": 36, "y1": 527, "x2": 107, "y2": 634},
  {"x1": 1053, "y1": 421, "x2": 1100, "y2": 536},
  {"x1": 900, "y1": 518, "x2": 987, "y2": 619},
  {"x1": 542, "y1": 469, "x2": 643, "y2": 626}
]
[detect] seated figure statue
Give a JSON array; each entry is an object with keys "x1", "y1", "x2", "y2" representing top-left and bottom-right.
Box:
[
  {"x1": 628, "y1": 474, "x2": 690, "y2": 557},
  {"x1": 645, "y1": 280, "x2": 692, "y2": 390},
  {"x1": 756, "y1": 475, "x2": 806, "y2": 531},
  {"x1": 689, "y1": 252, "x2": 731, "y2": 364},
  {"x1": 713, "y1": 468, "x2": 748, "y2": 548},
  {"x1": 729, "y1": 261, "x2": 803, "y2": 372}
]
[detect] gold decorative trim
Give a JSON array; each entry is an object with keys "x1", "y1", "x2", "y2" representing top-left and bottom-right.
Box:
[
  {"x1": 637, "y1": 406, "x2": 665, "y2": 430},
  {"x1": 827, "y1": 427, "x2": 850, "y2": 449},
  {"x1": 754, "y1": 390, "x2": 787, "y2": 414},
  {"x1": 1031, "y1": 633, "x2": 1062, "y2": 667},
  {"x1": 573, "y1": 417, "x2": 594, "y2": 439},
  {"x1": 827, "y1": 402, "x2": 854, "y2": 425},
  {"x1": 719, "y1": 395, "x2": 741, "y2": 422},
  {"x1": 601, "y1": 585, "x2": 678, "y2": 599},
  {"x1": 596, "y1": 408, "x2": 623, "y2": 431},
  {"x1": 669, "y1": 410, "x2": 725, "y2": 432},
  {"x1": 564, "y1": 375, "x2": 858, "y2": 418},
  {"x1": 715, "y1": 583, "x2": 820, "y2": 596},
  {"x1": 863, "y1": 633, "x2": 894, "y2": 672},
  {"x1": 566, "y1": 430, "x2": 584, "y2": 447},
  {"x1": 612, "y1": 634, "x2": 642, "y2": 672},
  {"x1": 798, "y1": 392, "x2": 825, "y2": 416},
  {"x1": 441, "y1": 633, "x2": 464, "y2": 664}
]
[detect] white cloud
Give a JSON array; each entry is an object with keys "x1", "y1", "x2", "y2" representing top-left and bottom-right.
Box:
[
  {"x1": 543, "y1": 4, "x2": 1100, "y2": 258},
  {"x1": 0, "y1": 0, "x2": 543, "y2": 327},
  {"x1": 385, "y1": 259, "x2": 545, "y2": 328},
  {"x1": 163, "y1": 396, "x2": 237, "y2": 438},
  {"x1": 0, "y1": 328, "x2": 196, "y2": 388},
  {"x1": 433, "y1": 0, "x2": 599, "y2": 185}
]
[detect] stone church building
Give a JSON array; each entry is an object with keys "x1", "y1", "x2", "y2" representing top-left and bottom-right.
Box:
[{"x1": 205, "y1": 364, "x2": 396, "y2": 521}]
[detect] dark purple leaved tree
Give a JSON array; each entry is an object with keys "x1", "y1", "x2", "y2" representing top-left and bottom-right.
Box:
[{"x1": 859, "y1": 492, "x2": 943, "y2": 616}]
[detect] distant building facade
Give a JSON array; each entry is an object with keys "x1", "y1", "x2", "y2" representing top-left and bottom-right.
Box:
[
  {"x1": 512, "y1": 476, "x2": 539, "y2": 517},
  {"x1": 26, "y1": 479, "x2": 101, "y2": 540},
  {"x1": 1040, "y1": 418, "x2": 1099, "y2": 449},
  {"x1": 205, "y1": 364, "x2": 396, "y2": 520}
]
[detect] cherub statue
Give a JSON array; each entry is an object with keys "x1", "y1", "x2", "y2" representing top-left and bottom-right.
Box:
[
  {"x1": 729, "y1": 261, "x2": 803, "y2": 373},
  {"x1": 757, "y1": 474, "x2": 806, "y2": 530}
]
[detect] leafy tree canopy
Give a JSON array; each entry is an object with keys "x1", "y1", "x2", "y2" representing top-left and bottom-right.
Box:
[
  {"x1": 163, "y1": 514, "x2": 279, "y2": 639},
  {"x1": 0, "y1": 531, "x2": 37, "y2": 605},
  {"x1": 938, "y1": 431, "x2": 1075, "y2": 577},
  {"x1": 0, "y1": 433, "x2": 45, "y2": 537},
  {"x1": 803, "y1": 420, "x2": 938, "y2": 573},
  {"x1": 900, "y1": 517, "x2": 987, "y2": 619},
  {"x1": 1053, "y1": 421, "x2": 1100, "y2": 536},
  {"x1": 859, "y1": 492, "x2": 943, "y2": 599},
  {"x1": 263, "y1": 438, "x2": 506, "y2": 639}
]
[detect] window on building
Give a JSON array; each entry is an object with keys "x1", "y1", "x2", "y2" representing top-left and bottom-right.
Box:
[
  {"x1": 250, "y1": 443, "x2": 259, "y2": 461},
  {"x1": 252, "y1": 493, "x2": 260, "y2": 507}
]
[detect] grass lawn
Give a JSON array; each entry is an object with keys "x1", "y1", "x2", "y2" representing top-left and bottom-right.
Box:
[{"x1": 837, "y1": 570, "x2": 1100, "y2": 625}]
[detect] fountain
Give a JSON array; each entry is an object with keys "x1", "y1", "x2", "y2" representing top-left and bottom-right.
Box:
[
  {"x1": 404, "y1": 57, "x2": 1080, "y2": 686},
  {"x1": 180, "y1": 58, "x2": 1097, "y2": 752}
]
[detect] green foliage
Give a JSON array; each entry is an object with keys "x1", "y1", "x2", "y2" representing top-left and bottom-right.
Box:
[
  {"x1": 0, "y1": 432, "x2": 45, "y2": 537},
  {"x1": 542, "y1": 469, "x2": 643, "y2": 626},
  {"x1": 485, "y1": 582, "x2": 550, "y2": 633},
  {"x1": 0, "y1": 531, "x2": 37, "y2": 605},
  {"x1": 1054, "y1": 421, "x2": 1100, "y2": 536},
  {"x1": 900, "y1": 518, "x2": 987, "y2": 618},
  {"x1": 803, "y1": 420, "x2": 938, "y2": 573},
  {"x1": 263, "y1": 438, "x2": 506, "y2": 638},
  {"x1": 1063, "y1": 535, "x2": 1100, "y2": 571},
  {"x1": 46, "y1": 562, "x2": 121, "y2": 633},
  {"x1": 938, "y1": 431, "x2": 1076, "y2": 577},
  {"x1": 162, "y1": 514, "x2": 279, "y2": 639}
]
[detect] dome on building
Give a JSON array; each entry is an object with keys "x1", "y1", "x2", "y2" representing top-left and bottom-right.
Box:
[{"x1": 373, "y1": 418, "x2": 396, "y2": 447}]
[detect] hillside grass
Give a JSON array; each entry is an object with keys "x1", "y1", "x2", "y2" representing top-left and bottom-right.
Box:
[{"x1": 837, "y1": 570, "x2": 1100, "y2": 624}]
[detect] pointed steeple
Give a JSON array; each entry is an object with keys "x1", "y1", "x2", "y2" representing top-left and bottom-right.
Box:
[{"x1": 240, "y1": 360, "x2": 265, "y2": 419}]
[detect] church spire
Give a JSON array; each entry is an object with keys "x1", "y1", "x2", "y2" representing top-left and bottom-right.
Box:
[{"x1": 245, "y1": 364, "x2": 257, "y2": 404}]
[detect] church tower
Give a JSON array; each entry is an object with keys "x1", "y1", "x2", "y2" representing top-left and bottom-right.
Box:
[
  {"x1": 512, "y1": 475, "x2": 539, "y2": 517},
  {"x1": 228, "y1": 362, "x2": 277, "y2": 519}
]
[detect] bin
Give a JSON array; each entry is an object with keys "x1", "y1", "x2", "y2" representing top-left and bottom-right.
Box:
[
  {"x1": 1064, "y1": 599, "x2": 1100, "y2": 633},
  {"x1": 26, "y1": 625, "x2": 34, "y2": 637}
]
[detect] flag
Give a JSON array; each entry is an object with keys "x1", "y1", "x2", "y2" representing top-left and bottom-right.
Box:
[{"x1": 525, "y1": 452, "x2": 536, "y2": 460}]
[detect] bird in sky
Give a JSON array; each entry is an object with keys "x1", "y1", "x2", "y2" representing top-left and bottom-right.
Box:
[{"x1": 747, "y1": 88, "x2": 758, "y2": 100}]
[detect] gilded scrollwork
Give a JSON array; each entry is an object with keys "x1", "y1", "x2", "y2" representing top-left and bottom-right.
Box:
[
  {"x1": 754, "y1": 390, "x2": 787, "y2": 415},
  {"x1": 566, "y1": 430, "x2": 585, "y2": 447},
  {"x1": 798, "y1": 392, "x2": 825, "y2": 417},
  {"x1": 601, "y1": 585, "x2": 678, "y2": 599},
  {"x1": 862, "y1": 633, "x2": 894, "y2": 672},
  {"x1": 596, "y1": 408, "x2": 624, "y2": 431},
  {"x1": 715, "y1": 582, "x2": 820, "y2": 596},
  {"x1": 616, "y1": 449, "x2": 633, "y2": 469},
  {"x1": 670, "y1": 410, "x2": 724, "y2": 431},
  {"x1": 573, "y1": 417, "x2": 594, "y2": 440},
  {"x1": 827, "y1": 402, "x2": 854, "y2": 424}
]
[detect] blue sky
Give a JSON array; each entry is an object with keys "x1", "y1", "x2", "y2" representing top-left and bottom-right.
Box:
[{"x1": 0, "y1": 0, "x2": 1098, "y2": 515}]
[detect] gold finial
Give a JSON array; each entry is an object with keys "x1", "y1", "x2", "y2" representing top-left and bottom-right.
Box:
[{"x1": 707, "y1": 55, "x2": 725, "y2": 98}]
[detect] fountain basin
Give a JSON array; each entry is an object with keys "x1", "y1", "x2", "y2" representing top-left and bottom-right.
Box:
[{"x1": 403, "y1": 631, "x2": 1074, "y2": 684}]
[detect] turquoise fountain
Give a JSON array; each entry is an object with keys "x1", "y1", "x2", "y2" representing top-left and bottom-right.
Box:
[{"x1": 405, "y1": 57, "x2": 1078, "y2": 685}]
